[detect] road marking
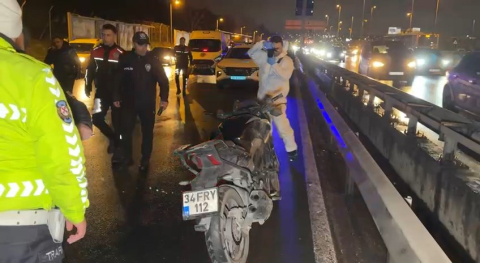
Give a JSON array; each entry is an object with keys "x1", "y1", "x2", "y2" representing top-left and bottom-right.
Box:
[{"x1": 295, "y1": 79, "x2": 338, "y2": 263}]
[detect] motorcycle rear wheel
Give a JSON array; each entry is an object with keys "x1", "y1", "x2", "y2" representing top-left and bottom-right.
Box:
[{"x1": 205, "y1": 187, "x2": 249, "y2": 263}]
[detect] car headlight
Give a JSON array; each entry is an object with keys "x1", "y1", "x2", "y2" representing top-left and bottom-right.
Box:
[
  {"x1": 408, "y1": 61, "x2": 416, "y2": 68},
  {"x1": 372, "y1": 61, "x2": 384, "y2": 68},
  {"x1": 292, "y1": 45, "x2": 299, "y2": 52},
  {"x1": 442, "y1": 59, "x2": 451, "y2": 66},
  {"x1": 326, "y1": 52, "x2": 332, "y2": 58},
  {"x1": 164, "y1": 56, "x2": 171, "y2": 60},
  {"x1": 79, "y1": 57, "x2": 86, "y2": 63},
  {"x1": 416, "y1": 59, "x2": 426, "y2": 66},
  {"x1": 352, "y1": 49, "x2": 358, "y2": 55},
  {"x1": 319, "y1": 50, "x2": 326, "y2": 56}
]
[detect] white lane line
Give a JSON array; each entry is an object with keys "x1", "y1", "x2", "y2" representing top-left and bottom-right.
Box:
[{"x1": 296, "y1": 79, "x2": 338, "y2": 263}]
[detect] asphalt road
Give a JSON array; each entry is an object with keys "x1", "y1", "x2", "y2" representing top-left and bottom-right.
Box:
[{"x1": 63, "y1": 67, "x2": 318, "y2": 263}]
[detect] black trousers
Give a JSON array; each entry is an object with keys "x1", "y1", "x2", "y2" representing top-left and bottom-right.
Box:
[
  {"x1": 57, "y1": 76, "x2": 75, "y2": 94},
  {"x1": 92, "y1": 95, "x2": 121, "y2": 143},
  {"x1": 0, "y1": 225, "x2": 64, "y2": 263},
  {"x1": 121, "y1": 107, "x2": 156, "y2": 162},
  {"x1": 175, "y1": 67, "x2": 189, "y2": 90}
]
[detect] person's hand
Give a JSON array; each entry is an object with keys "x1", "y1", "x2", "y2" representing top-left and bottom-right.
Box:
[
  {"x1": 77, "y1": 124, "x2": 93, "y2": 141},
  {"x1": 267, "y1": 57, "x2": 276, "y2": 65},
  {"x1": 66, "y1": 219, "x2": 87, "y2": 244},
  {"x1": 113, "y1": 101, "x2": 121, "y2": 108},
  {"x1": 263, "y1": 41, "x2": 273, "y2": 50},
  {"x1": 160, "y1": 101, "x2": 168, "y2": 109}
]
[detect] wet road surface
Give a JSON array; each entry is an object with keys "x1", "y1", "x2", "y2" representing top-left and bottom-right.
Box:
[{"x1": 63, "y1": 67, "x2": 318, "y2": 263}]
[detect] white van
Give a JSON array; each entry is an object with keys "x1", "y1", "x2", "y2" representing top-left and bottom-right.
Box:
[{"x1": 189, "y1": 31, "x2": 228, "y2": 75}]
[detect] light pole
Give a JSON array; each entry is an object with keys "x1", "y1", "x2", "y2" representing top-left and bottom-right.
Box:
[
  {"x1": 240, "y1": 26, "x2": 246, "y2": 35},
  {"x1": 350, "y1": 16, "x2": 354, "y2": 38},
  {"x1": 48, "y1": 5, "x2": 54, "y2": 40},
  {"x1": 253, "y1": 30, "x2": 258, "y2": 42},
  {"x1": 473, "y1": 19, "x2": 476, "y2": 36},
  {"x1": 338, "y1": 21, "x2": 343, "y2": 36},
  {"x1": 434, "y1": 0, "x2": 440, "y2": 33},
  {"x1": 170, "y1": 0, "x2": 180, "y2": 44},
  {"x1": 325, "y1": 15, "x2": 329, "y2": 29},
  {"x1": 260, "y1": 33, "x2": 264, "y2": 40},
  {"x1": 407, "y1": 13, "x2": 412, "y2": 30},
  {"x1": 361, "y1": 0, "x2": 366, "y2": 37},
  {"x1": 216, "y1": 18, "x2": 224, "y2": 31},
  {"x1": 336, "y1": 5, "x2": 342, "y2": 36},
  {"x1": 409, "y1": 0, "x2": 415, "y2": 29},
  {"x1": 369, "y1": 6, "x2": 376, "y2": 35}
]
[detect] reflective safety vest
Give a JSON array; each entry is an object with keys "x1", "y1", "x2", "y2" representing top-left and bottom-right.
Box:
[{"x1": 0, "y1": 35, "x2": 88, "y2": 224}]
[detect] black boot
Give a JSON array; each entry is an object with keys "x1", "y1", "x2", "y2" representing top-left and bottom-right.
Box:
[{"x1": 287, "y1": 150, "x2": 298, "y2": 161}]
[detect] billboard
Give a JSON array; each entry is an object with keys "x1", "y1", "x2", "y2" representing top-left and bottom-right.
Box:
[{"x1": 388, "y1": 27, "x2": 402, "y2": 35}]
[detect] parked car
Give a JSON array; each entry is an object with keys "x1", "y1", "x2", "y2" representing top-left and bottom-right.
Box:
[
  {"x1": 358, "y1": 40, "x2": 416, "y2": 85},
  {"x1": 215, "y1": 45, "x2": 259, "y2": 89},
  {"x1": 443, "y1": 52, "x2": 480, "y2": 120},
  {"x1": 151, "y1": 47, "x2": 176, "y2": 66},
  {"x1": 69, "y1": 38, "x2": 101, "y2": 75}
]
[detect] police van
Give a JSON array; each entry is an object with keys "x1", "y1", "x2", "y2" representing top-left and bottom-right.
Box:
[{"x1": 189, "y1": 31, "x2": 229, "y2": 75}]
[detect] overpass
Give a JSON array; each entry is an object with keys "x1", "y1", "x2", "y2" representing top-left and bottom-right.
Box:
[{"x1": 297, "y1": 53, "x2": 480, "y2": 263}]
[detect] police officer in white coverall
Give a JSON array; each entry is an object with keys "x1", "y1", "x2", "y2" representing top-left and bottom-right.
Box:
[{"x1": 248, "y1": 35, "x2": 298, "y2": 161}]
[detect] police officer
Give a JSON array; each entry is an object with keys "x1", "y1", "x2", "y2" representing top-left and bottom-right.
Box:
[
  {"x1": 85, "y1": 24, "x2": 125, "y2": 154},
  {"x1": 174, "y1": 37, "x2": 192, "y2": 96},
  {"x1": 0, "y1": 0, "x2": 89, "y2": 261},
  {"x1": 113, "y1": 32, "x2": 169, "y2": 171}
]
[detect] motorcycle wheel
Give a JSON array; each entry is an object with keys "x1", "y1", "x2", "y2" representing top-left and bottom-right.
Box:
[{"x1": 205, "y1": 187, "x2": 249, "y2": 263}]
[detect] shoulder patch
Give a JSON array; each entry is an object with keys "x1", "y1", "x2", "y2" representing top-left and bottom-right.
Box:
[{"x1": 56, "y1": 100, "x2": 72, "y2": 124}]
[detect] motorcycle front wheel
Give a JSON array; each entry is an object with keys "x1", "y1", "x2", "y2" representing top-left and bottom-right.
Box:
[{"x1": 205, "y1": 187, "x2": 249, "y2": 263}]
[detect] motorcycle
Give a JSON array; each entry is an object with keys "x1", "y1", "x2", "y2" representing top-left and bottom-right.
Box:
[{"x1": 174, "y1": 94, "x2": 284, "y2": 263}]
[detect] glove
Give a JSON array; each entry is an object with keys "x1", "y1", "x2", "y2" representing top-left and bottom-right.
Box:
[
  {"x1": 267, "y1": 57, "x2": 276, "y2": 65},
  {"x1": 263, "y1": 41, "x2": 274, "y2": 50}
]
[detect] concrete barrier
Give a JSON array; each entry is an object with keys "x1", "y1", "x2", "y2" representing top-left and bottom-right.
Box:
[{"x1": 303, "y1": 56, "x2": 480, "y2": 262}]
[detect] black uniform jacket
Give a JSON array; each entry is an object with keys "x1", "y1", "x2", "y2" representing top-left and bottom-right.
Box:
[{"x1": 113, "y1": 50, "x2": 169, "y2": 110}]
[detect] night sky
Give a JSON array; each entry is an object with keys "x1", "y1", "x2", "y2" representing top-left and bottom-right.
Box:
[{"x1": 189, "y1": 0, "x2": 480, "y2": 37}]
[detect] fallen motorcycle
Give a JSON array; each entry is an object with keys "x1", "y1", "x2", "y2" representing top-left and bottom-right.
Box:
[{"x1": 174, "y1": 94, "x2": 284, "y2": 263}]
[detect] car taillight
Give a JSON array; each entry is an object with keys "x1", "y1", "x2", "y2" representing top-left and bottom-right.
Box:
[
  {"x1": 207, "y1": 154, "x2": 221, "y2": 165},
  {"x1": 202, "y1": 48, "x2": 208, "y2": 52}
]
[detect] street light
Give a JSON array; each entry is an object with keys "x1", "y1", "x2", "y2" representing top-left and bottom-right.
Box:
[
  {"x1": 409, "y1": 0, "x2": 415, "y2": 29},
  {"x1": 407, "y1": 13, "x2": 412, "y2": 29},
  {"x1": 253, "y1": 30, "x2": 258, "y2": 42},
  {"x1": 216, "y1": 18, "x2": 224, "y2": 31},
  {"x1": 240, "y1": 26, "x2": 246, "y2": 35},
  {"x1": 170, "y1": 0, "x2": 181, "y2": 44},
  {"x1": 369, "y1": 6, "x2": 376, "y2": 35},
  {"x1": 350, "y1": 16, "x2": 354, "y2": 38},
  {"x1": 325, "y1": 15, "x2": 329, "y2": 29},
  {"x1": 361, "y1": 0, "x2": 366, "y2": 37},
  {"x1": 434, "y1": 0, "x2": 440, "y2": 33},
  {"x1": 48, "y1": 5, "x2": 54, "y2": 40},
  {"x1": 336, "y1": 5, "x2": 342, "y2": 36}
]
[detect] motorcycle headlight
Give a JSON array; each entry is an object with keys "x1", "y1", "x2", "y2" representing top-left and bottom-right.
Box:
[
  {"x1": 79, "y1": 57, "x2": 86, "y2": 63},
  {"x1": 408, "y1": 61, "x2": 416, "y2": 68},
  {"x1": 372, "y1": 61, "x2": 384, "y2": 68}
]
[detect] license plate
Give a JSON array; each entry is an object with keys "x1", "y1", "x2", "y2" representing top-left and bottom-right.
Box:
[
  {"x1": 231, "y1": 76, "x2": 247, "y2": 80},
  {"x1": 389, "y1": 72, "x2": 404, "y2": 76},
  {"x1": 182, "y1": 188, "x2": 218, "y2": 220},
  {"x1": 429, "y1": 69, "x2": 441, "y2": 72}
]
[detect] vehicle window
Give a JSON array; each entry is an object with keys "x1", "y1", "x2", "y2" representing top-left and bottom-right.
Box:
[
  {"x1": 189, "y1": 39, "x2": 221, "y2": 52},
  {"x1": 70, "y1": 43, "x2": 95, "y2": 52},
  {"x1": 456, "y1": 54, "x2": 480, "y2": 74},
  {"x1": 225, "y1": 48, "x2": 250, "y2": 59},
  {"x1": 372, "y1": 42, "x2": 409, "y2": 54}
]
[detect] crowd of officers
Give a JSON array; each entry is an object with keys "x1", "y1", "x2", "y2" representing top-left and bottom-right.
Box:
[{"x1": 0, "y1": 0, "x2": 191, "y2": 260}]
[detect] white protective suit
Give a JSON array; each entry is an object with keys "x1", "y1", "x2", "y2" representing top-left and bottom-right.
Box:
[{"x1": 248, "y1": 41, "x2": 298, "y2": 152}]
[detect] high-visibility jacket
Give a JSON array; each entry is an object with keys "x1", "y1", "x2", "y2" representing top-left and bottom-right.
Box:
[{"x1": 0, "y1": 34, "x2": 88, "y2": 224}]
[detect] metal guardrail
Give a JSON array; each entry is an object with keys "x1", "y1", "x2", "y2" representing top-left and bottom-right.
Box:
[
  {"x1": 309, "y1": 58, "x2": 480, "y2": 162},
  {"x1": 297, "y1": 59, "x2": 452, "y2": 262}
]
